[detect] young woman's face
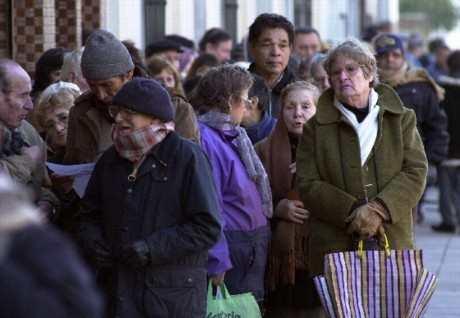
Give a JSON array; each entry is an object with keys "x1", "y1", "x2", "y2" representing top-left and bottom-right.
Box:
[
  {"x1": 282, "y1": 89, "x2": 317, "y2": 135},
  {"x1": 154, "y1": 69, "x2": 176, "y2": 90},
  {"x1": 43, "y1": 107, "x2": 69, "y2": 148}
]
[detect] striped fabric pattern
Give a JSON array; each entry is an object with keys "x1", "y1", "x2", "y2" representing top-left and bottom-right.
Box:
[{"x1": 314, "y1": 249, "x2": 438, "y2": 318}]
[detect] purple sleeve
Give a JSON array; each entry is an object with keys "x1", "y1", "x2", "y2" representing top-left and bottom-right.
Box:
[{"x1": 200, "y1": 130, "x2": 233, "y2": 275}]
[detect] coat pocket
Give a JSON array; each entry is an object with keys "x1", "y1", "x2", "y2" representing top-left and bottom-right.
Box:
[{"x1": 143, "y1": 267, "x2": 207, "y2": 318}]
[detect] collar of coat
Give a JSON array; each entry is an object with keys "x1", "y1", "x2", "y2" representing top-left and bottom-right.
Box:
[{"x1": 315, "y1": 83, "x2": 404, "y2": 125}]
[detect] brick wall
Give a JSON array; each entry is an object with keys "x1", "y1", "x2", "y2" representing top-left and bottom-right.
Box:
[
  {"x1": 55, "y1": 0, "x2": 82, "y2": 49},
  {"x1": 12, "y1": 0, "x2": 56, "y2": 74},
  {"x1": 82, "y1": 0, "x2": 105, "y2": 41},
  {"x1": 0, "y1": 1, "x2": 11, "y2": 58}
]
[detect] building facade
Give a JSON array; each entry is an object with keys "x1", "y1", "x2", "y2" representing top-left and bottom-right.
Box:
[{"x1": 0, "y1": 0, "x2": 398, "y2": 74}]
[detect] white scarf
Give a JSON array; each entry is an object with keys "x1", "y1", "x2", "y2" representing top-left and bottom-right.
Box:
[{"x1": 335, "y1": 89, "x2": 380, "y2": 166}]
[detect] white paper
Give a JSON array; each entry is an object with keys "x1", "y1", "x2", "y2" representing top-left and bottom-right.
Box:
[{"x1": 46, "y1": 162, "x2": 96, "y2": 198}]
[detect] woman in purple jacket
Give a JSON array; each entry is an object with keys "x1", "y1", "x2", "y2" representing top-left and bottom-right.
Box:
[{"x1": 195, "y1": 65, "x2": 272, "y2": 302}]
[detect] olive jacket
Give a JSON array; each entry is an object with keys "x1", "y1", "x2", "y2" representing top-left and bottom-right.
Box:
[{"x1": 297, "y1": 84, "x2": 428, "y2": 275}]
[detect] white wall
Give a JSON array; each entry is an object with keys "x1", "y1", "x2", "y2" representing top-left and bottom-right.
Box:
[
  {"x1": 165, "y1": 0, "x2": 196, "y2": 42},
  {"x1": 105, "y1": 0, "x2": 145, "y2": 49}
]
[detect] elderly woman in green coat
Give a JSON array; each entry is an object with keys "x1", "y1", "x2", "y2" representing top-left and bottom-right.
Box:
[{"x1": 297, "y1": 39, "x2": 428, "y2": 279}]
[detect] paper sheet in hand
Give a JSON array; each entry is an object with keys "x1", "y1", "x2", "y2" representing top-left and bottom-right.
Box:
[{"x1": 46, "y1": 162, "x2": 96, "y2": 198}]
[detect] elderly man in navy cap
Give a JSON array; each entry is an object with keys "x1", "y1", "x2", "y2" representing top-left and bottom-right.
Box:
[
  {"x1": 77, "y1": 78, "x2": 222, "y2": 318},
  {"x1": 374, "y1": 33, "x2": 449, "y2": 224}
]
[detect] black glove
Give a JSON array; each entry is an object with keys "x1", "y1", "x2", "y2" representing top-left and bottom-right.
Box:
[
  {"x1": 91, "y1": 239, "x2": 113, "y2": 269},
  {"x1": 121, "y1": 240, "x2": 150, "y2": 268}
]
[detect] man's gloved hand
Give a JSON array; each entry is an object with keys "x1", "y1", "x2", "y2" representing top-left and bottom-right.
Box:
[
  {"x1": 121, "y1": 240, "x2": 150, "y2": 269},
  {"x1": 91, "y1": 240, "x2": 114, "y2": 269},
  {"x1": 345, "y1": 200, "x2": 389, "y2": 240}
]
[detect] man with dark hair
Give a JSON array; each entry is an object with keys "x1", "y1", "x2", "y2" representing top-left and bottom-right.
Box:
[
  {"x1": 433, "y1": 50, "x2": 460, "y2": 233},
  {"x1": 248, "y1": 13, "x2": 297, "y2": 118},
  {"x1": 0, "y1": 59, "x2": 59, "y2": 219},
  {"x1": 64, "y1": 29, "x2": 134, "y2": 164},
  {"x1": 199, "y1": 28, "x2": 233, "y2": 63},
  {"x1": 294, "y1": 27, "x2": 323, "y2": 62}
]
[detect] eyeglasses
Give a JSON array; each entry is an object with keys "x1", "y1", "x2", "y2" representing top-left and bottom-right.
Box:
[
  {"x1": 330, "y1": 63, "x2": 362, "y2": 78},
  {"x1": 108, "y1": 105, "x2": 139, "y2": 119}
]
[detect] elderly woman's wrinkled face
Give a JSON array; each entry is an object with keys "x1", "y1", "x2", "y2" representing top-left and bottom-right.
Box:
[
  {"x1": 283, "y1": 89, "x2": 317, "y2": 135},
  {"x1": 311, "y1": 63, "x2": 330, "y2": 92},
  {"x1": 109, "y1": 106, "x2": 159, "y2": 134},
  {"x1": 43, "y1": 107, "x2": 69, "y2": 148},
  {"x1": 330, "y1": 55, "x2": 372, "y2": 107}
]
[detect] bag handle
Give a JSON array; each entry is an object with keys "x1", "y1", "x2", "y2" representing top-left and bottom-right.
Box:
[
  {"x1": 207, "y1": 281, "x2": 232, "y2": 300},
  {"x1": 357, "y1": 228, "x2": 390, "y2": 258}
]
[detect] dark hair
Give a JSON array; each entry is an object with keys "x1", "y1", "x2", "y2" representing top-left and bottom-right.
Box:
[
  {"x1": 165, "y1": 34, "x2": 195, "y2": 50},
  {"x1": 428, "y1": 38, "x2": 448, "y2": 54},
  {"x1": 248, "y1": 13, "x2": 295, "y2": 46},
  {"x1": 32, "y1": 48, "x2": 69, "y2": 94},
  {"x1": 185, "y1": 53, "x2": 220, "y2": 82},
  {"x1": 199, "y1": 28, "x2": 232, "y2": 52},
  {"x1": 122, "y1": 40, "x2": 150, "y2": 78},
  {"x1": 295, "y1": 27, "x2": 321, "y2": 40},
  {"x1": 447, "y1": 50, "x2": 460, "y2": 75},
  {"x1": 193, "y1": 65, "x2": 253, "y2": 113}
]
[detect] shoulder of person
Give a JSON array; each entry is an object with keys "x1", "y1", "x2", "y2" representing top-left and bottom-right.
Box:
[{"x1": 18, "y1": 120, "x2": 44, "y2": 147}]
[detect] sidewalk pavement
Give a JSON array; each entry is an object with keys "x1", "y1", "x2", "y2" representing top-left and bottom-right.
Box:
[{"x1": 415, "y1": 186, "x2": 460, "y2": 317}]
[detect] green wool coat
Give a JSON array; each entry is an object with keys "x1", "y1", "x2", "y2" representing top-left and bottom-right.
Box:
[{"x1": 297, "y1": 84, "x2": 428, "y2": 275}]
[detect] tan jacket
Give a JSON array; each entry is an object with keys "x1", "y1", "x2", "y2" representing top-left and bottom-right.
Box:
[{"x1": 297, "y1": 84, "x2": 428, "y2": 275}]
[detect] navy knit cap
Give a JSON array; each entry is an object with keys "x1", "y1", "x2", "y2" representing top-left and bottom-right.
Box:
[
  {"x1": 373, "y1": 33, "x2": 404, "y2": 56},
  {"x1": 112, "y1": 78, "x2": 174, "y2": 122}
]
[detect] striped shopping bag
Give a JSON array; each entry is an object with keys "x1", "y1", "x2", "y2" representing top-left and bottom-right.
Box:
[{"x1": 313, "y1": 235, "x2": 437, "y2": 318}]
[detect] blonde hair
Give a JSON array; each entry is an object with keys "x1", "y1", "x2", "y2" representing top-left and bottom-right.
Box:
[
  {"x1": 34, "y1": 81, "x2": 81, "y2": 132},
  {"x1": 280, "y1": 80, "x2": 321, "y2": 105},
  {"x1": 146, "y1": 56, "x2": 185, "y2": 97}
]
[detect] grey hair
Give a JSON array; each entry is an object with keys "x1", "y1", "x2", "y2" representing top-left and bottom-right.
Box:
[
  {"x1": 323, "y1": 38, "x2": 379, "y2": 86},
  {"x1": 0, "y1": 59, "x2": 20, "y2": 93},
  {"x1": 60, "y1": 50, "x2": 83, "y2": 82}
]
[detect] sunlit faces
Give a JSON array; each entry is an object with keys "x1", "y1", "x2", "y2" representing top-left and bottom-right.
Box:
[
  {"x1": 250, "y1": 28, "x2": 292, "y2": 79},
  {"x1": 43, "y1": 107, "x2": 69, "y2": 148},
  {"x1": 282, "y1": 89, "x2": 317, "y2": 135},
  {"x1": 329, "y1": 55, "x2": 372, "y2": 107},
  {"x1": 0, "y1": 67, "x2": 33, "y2": 128},
  {"x1": 229, "y1": 88, "x2": 250, "y2": 125},
  {"x1": 110, "y1": 105, "x2": 160, "y2": 134},
  {"x1": 87, "y1": 73, "x2": 131, "y2": 105},
  {"x1": 376, "y1": 48, "x2": 405, "y2": 72},
  {"x1": 294, "y1": 32, "x2": 321, "y2": 61},
  {"x1": 205, "y1": 40, "x2": 233, "y2": 63},
  {"x1": 153, "y1": 69, "x2": 176, "y2": 89}
]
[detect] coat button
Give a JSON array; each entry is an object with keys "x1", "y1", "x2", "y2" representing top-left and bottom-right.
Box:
[
  {"x1": 187, "y1": 277, "x2": 193, "y2": 284},
  {"x1": 152, "y1": 163, "x2": 156, "y2": 168},
  {"x1": 127, "y1": 188, "x2": 133, "y2": 194},
  {"x1": 163, "y1": 176, "x2": 168, "y2": 181}
]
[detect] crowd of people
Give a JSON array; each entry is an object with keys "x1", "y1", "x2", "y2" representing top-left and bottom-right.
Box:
[{"x1": 0, "y1": 11, "x2": 458, "y2": 318}]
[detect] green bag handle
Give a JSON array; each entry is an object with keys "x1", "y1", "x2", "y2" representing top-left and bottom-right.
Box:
[{"x1": 207, "y1": 281, "x2": 231, "y2": 300}]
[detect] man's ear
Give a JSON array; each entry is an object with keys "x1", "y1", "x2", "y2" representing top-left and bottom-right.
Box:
[{"x1": 126, "y1": 69, "x2": 134, "y2": 80}]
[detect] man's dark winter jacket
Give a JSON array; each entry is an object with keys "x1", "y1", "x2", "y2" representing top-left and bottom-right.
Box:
[
  {"x1": 394, "y1": 81, "x2": 449, "y2": 164},
  {"x1": 248, "y1": 64, "x2": 297, "y2": 118},
  {"x1": 0, "y1": 225, "x2": 103, "y2": 318},
  {"x1": 244, "y1": 111, "x2": 277, "y2": 144},
  {"x1": 439, "y1": 76, "x2": 460, "y2": 158},
  {"x1": 77, "y1": 132, "x2": 222, "y2": 318}
]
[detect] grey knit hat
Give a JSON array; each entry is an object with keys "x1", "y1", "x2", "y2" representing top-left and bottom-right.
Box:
[{"x1": 81, "y1": 29, "x2": 134, "y2": 81}]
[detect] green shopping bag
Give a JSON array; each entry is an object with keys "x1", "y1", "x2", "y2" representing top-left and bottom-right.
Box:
[{"x1": 206, "y1": 282, "x2": 262, "y2": 318}]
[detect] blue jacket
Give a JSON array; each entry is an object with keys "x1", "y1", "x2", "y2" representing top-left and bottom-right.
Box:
[{"x1": 244, "y1": 111, "x2": 277, "y2": 144}]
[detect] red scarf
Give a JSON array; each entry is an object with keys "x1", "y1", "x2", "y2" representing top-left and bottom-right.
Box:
[{"x1": 112, "y1": 122, "x2": 175, "y2": 163}]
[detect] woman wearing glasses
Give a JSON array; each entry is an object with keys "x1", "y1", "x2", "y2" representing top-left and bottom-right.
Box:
[
  {"x1": 297, "y1": 39, "x2": 428, "y2": 304},
  {"x1": 195, "y1": 65, "x2": 272, "y2": 304}
]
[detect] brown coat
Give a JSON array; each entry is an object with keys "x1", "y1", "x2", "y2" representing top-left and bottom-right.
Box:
[
  {"x1": 297, "y1": 84, "x2": 428, "y2": 275},
  {"x1": 171, "y1": 95, "x2": 200, "y2": 143},
  {"x1": 64, "y1": 92, "x2": 113, "y2": 164}
]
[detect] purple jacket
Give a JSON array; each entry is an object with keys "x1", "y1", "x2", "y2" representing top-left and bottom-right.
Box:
[{"x1": 199, "y1": 122, "x2": 267, "y2": 275}]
